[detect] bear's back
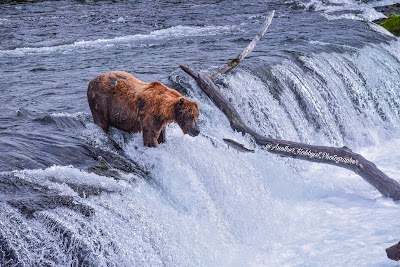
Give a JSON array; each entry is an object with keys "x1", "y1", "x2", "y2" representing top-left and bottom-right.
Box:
[{"x1": 108, "y1": 71, "x2": 148, "y2": 94}]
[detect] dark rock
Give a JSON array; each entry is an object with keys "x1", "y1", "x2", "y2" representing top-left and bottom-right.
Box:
[{"x1": 374, "y1": 4, "x2": 400, "y2": 17}]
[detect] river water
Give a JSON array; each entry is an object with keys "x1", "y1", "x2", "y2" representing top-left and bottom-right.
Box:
[{"x1": 1, "y1": 0, "x2": 400, "y2": 266}]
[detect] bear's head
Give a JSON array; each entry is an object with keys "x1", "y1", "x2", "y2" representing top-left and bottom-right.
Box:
[{"x1": 174, "y1": 97, "x2": 200, "y2": 137}]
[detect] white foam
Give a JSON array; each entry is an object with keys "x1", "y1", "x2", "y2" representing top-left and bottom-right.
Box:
[
  {"x1": 304, "y1": 0, "x2": 387, "y2": 22},
  {"x1": 48, "y1": 111, "x2": 87, "y2": 118},
  {"x1": 117, "y1": 110, "x2": 400, "y2": 265},
  {"x1": 0, "y1": 18, "x2": 11, "y2": 25},
  {"x1": 1, "y1": 25, "x2": 234, "y2": 56},
  {"x1": 11, "y1": 165, "x2": 127, "y2": 193},
  {"x1": 371, "y1": 0, "x2": 400, "y2": 9}
]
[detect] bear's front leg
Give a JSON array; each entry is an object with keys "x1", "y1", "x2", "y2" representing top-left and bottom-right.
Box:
[
  {"x1": 142, "y1": 127, "x2": 160, "y2": 148},
  {"x1": 157, "y1": 126, "x2": 166, "y2": 144},
  {"x1": 139, "y1": 114, "x2": 163, "y2": 148}
]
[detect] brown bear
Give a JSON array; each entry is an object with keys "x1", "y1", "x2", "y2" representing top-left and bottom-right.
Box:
[{"x1": 87, "y1": 71, "x2": 200, "y2": 147}]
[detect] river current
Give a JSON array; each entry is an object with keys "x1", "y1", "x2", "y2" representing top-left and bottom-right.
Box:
[{"x1": 1, "y1": 0, "x2": 400, "y2": 266}]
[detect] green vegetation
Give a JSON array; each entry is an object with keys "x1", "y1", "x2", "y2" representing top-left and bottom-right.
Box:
[{"x1": 380, "y1": 13, "x2": 400, "y2": 37}]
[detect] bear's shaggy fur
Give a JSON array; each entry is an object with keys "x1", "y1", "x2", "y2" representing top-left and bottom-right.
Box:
[{"x1": 87, "y1": 71, "x2": 200, "y2": 147}]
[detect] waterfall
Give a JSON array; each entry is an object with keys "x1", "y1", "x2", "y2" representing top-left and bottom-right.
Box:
[{"x1": 222, "y1": 40, "x2": 400, "y2": 146}]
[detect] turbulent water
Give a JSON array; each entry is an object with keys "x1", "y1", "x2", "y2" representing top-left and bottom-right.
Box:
[{"x1": 1, "y1": 0, "x2": 400, "y2": 266}]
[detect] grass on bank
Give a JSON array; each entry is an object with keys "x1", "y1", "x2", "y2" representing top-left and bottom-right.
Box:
[{"x1": 380, "y1": 13, "x2": 400, "y2": 37}]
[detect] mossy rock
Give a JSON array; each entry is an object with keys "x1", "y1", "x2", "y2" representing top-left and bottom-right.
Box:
[{"x1": 380, "y1": 13, "x2": 400, "y2": 37}]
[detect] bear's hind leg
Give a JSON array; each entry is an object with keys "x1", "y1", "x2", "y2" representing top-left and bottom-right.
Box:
[
  {"x1": 91, "y1": 110, "x2": 110, "y2": 133},
  {"x1": 96, "y1": 121, "x2": 110, "y2": 133}
]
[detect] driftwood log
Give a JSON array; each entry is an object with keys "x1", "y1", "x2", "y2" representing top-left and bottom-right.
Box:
[{"x1": 180, "y1": 11, "x2": 400, "y2": 201}]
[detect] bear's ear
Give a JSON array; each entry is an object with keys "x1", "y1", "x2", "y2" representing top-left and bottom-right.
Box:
[{"x1": 177, "y1": 97, "x2": 185, "y2": 106}]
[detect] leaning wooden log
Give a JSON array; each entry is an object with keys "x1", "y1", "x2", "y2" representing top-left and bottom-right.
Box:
[
  {"x1": 386, "y1": 241, "x2": 400, "y2": 261},
  {"x1": 180, "y1": 12, "x2": 400, "y2": 201},
  {"x1": 210, "y1": 10, "x2": 275, "y2": 79}
]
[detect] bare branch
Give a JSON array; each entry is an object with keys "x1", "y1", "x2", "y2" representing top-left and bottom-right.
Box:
[{"x1": 210, "y1": 11, "x2": 275, "y2": 79}]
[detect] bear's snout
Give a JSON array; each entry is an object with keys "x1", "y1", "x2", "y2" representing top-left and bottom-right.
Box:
[
  {"x1": 386, "y1": 242, "x2": 400, "y2": 261},
  {"x1": 188, "y1": 121, "x2": 200, "y2": 137}
]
